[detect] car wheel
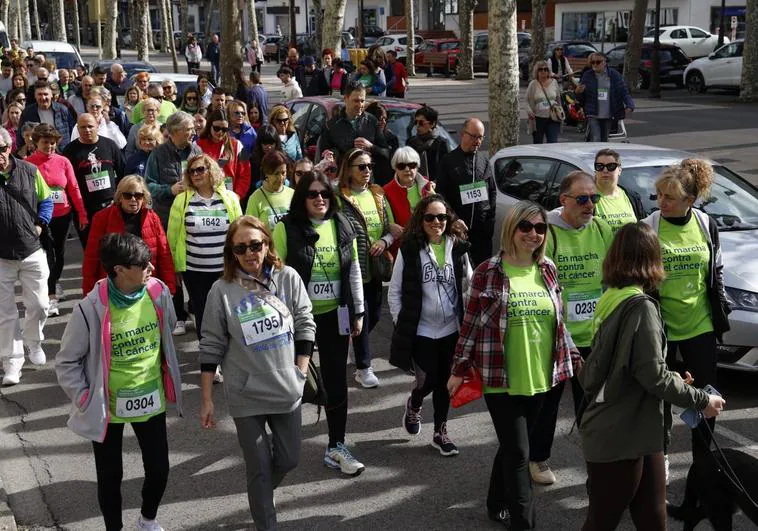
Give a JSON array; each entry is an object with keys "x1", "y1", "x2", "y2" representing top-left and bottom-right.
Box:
[{"x1": 687, "y1": 71, "x2": 706, "y2": 94}]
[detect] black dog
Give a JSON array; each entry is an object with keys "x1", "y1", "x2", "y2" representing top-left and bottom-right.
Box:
[{"x1": 667, "y1": 448, "x2": 758, "y2": 530}]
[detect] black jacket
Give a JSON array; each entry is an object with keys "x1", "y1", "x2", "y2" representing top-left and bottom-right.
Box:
[
  {"x1": 0, "y1": 159, "x2": 45, "y2": 260},
  {"x1": 301, "y1": 68, "x2": 330, "y2": 97},
  {"x1": 18, "y1": 102, "x2": 76, "y2": 149},
  {"x1": 619, "y1": 184, "x2": 646, "y2": 220},
  {"x1": 317, "y1": 109, "x2": 389, "y2": 165},
  {"x1": 407, "y1": 132, "x2": 450, "y2": 182},
  {"x1": 389, "y1": 236, "x2": 470, "y2": 373}
]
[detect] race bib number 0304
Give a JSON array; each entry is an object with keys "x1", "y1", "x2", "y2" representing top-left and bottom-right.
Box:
[
  {"x1": 459, "y1": 181, "x2": 489, "y2": 205},
  {"x1": 115, "y1": 385, "x2": 162, "y2": 418}
]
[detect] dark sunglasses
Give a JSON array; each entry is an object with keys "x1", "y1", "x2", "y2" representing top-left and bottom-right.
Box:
[
  {"x1": 423, "y1": 213, "x2": 449, "y2": 223},
  {"x1": 306, "y1": 190, "x2": 330, "y2": 200},
  {"x1": 517, "y1": 220, "x2": 548, "y2": 235},
  {"x1": 232, "y1": 241, "x2": 265, "y2": 255},
  {"x1": 352, "y1": 163, "x2": 373, "y2": 171},
  {"x1": 591, "y1": 60, "x2": 605, "y2": 65},
  {"x1": 538, "y1": 67, "x2": 549, "y2": 72},
  {"x1": 185, "y1": 96, "x2": 198, "y2": 101},
  {"x1": 396, "y1": 162, "x2": 418, "y2": 171},
  {"x1": 15, "y1": 97, "x2": 26, "y2": 102},
  {"x1": 275, "y1": 117, "x2": 289, "y2": 124},
  {"x1": 594, "y1": 162, "x2": 619, "y2": 172},
  {"x1": 212, "y1": 125, "x2": 229, "y2": 133},
  {"x1": 0, "y1": 144, "x2": 10, "y2": 154},
  {"x1": 122, "y1": 192, "x2": 145, "y2": 200},
  {"x1": 232, "y1": 111, "x2": 245, "y2": 116},
  {"x1": 564, "y1": 193, "x2": 601, "y2": 205},
  {"x1": 187, "y1": 166, "x2": 209, "y2": 176}
]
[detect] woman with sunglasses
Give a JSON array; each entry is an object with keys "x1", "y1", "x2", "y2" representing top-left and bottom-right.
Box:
[
  {"x1": 26, "y1": 124, "x2": 89, "y2": 316},
  {"x1": 198, "y1": 216, "x2": 315, "y2": 529},
  {"x1": 268, "y1": 104, "x2": 302, "y2": 162},
  {"x1": 57, "y1": 232, "x2": 183, "y2": 531},
  {"x1": 407, "y1": 105, "x2": 449, "y2": 182},
  {"x1": 382, "y1": 146, "x2": 435, "y2": 253},
  {"x1": 592, "y1": 148, "x2": 645, "y2": 235},
  {"x1": 196, "y1": 110, "x2": 248, "y2": 200},
  {"x1": 292, "y1": 158, "x2": 313, "y2": 186},
  {"x1": 83, "y1": 175, "x2": 176, "y2": 297},
  {"x1": 179, "y1": 86, "x2": 201, "y2": 115},
  {"x1": 167, "y1": 154, "x2": 242, "y2": 341},
  {"x1": 125, "y1": 97, "x2": 161, "y2": 158},
  {"x1": 246, "y1": 150, "x2": 294, "y2": 231},
  {"x1": 526, "y1": 60, "x2": 562, "y2": 144},
  {"x1": 447, "y1": 200, "x2": 580, "y2": 529},
  {"x1": 337, "y1": 148, "x2": 399, "y2": 389},
  {"x1": 389, "y1": 194, "x2": 470, "y2": 456},
  {"x1": 227, "y1": 100, "x2": 256, "y2": 155},
  {"x1": 271, "y1": 171, "x2": 367, "y2": 476},
  {"x1": 5, "y1": 88, "x2": 27, "y2": 112},
  {"x1": 529, "y1": 171, "x2": 613, "y2": 487}
]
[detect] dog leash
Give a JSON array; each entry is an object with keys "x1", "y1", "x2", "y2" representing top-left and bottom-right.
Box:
[{"x1": 700, "y1": 420, "x2": 758, "y2": 510}]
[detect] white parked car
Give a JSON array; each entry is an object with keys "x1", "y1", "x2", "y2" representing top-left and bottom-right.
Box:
[
  {"x1": 21, "y1": 40, "x2": 84, "y2": 69},
  {"x1": 684, "y1": 40, "x2": 744, "y2": 94},
  {"x1": 374, "y1": 34, "x2": 425, "y2": 60},
  {"x1": 643, "y1": 25, "x2": 727, "y2": 59}
]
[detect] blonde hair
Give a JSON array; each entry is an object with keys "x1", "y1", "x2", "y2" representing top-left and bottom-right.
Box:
[
  {"x1": 268, "y1": 104, "x2": 296, "y2": 135},
  {"x1": 138, "y1": 123, "x2": 163, "y2": 144},
  {"x1": 500, "y1": 201, "x2": 548, "y2": 262},
  {"x1": 226, "y1": 100, "x2": 249, "y2": 124},
  {"x1": 655, "y1": 158, "x2": 714, "y2": 201},
  {"x1": 115, "y1": 175, "x2": 152, "y2": 207},
  {"x1": 141, "y1": 97, "x2": 161, "y2": 112},
  {"x1": 182, "y1": 153, "x2": 226, "y2": 191},
  {"x1": 532, "y1": 60, "x2": 549, "y2": 81}
]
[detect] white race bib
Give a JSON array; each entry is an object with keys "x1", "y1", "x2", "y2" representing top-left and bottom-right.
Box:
[
  {"x1": 567, "y1": 291, "x2": 601, "y2": 322},
  {"x1": 115, "y1": 387, "x2": 162, "y2": 418},
  {"x1": 239, "y1": 301, "x2": 286, "y2": 346},
  {"x1": 194, "y1": 210, "x2": 227, "y2": 233},
  {"x1": 308, "y1": 279, "x2": 341, "y2": 301},
  {"x1": 50, "y1": 187, "x2": 66, "y2": 204},
  {"x1": 86, "y1": 171, "x2": 111, "y2": 193},
  {"x1": 598, "y1": 88, "x2": 609, "y2": 101},
  {"x1": 538, "y1": 99, "x2": 551, "y2": 110},
  {"x1": 459, "y1": 181, "x2": 489, "y2": 206}
]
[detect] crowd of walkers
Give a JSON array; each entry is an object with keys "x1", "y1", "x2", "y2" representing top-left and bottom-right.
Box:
[{"x1": 0, "y1": 46, "x2": 727, "y2": 531}]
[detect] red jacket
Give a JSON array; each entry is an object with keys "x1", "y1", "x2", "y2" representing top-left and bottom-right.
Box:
[
  {"x1": 383, "y1": 174, "x2": 435, "y2": 255},
  {"x1": 82, "y1": 205, "x2": 176, "y2": 295},
  {"x1": 195, "y1": 137, "x2": 249, "y2": 199}
]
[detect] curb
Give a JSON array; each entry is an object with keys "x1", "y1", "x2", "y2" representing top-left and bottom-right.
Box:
[{"x1": 0, "y1": 476, "x2": 17, "y2": 531}]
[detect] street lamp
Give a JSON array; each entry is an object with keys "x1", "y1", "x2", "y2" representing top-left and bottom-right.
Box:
[{"x1": 650, "y1": 0, "x2": 661, "y2": 98}]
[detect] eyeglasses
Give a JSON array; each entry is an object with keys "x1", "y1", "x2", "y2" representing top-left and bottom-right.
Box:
[
  {"x1": 88, "y1": 104, "x2": 103, "y2": 110},
  {"x1": 352, "y1": 163, "x2": 373, "y2": 171},
  {"x1": 16, "y1": 97, "x2": 26, "y2": 102},
  {"x1": 307, "y1": 190, "x2": 330, "y2": 200},
  {"x1": 462, "y1": 130, "x2": 485, "y2": 141},
  {"x1": 212, "y1": 125, "x2": 229, "y2": 133},
  {"x1": 538, "y1": 67, "x2": 549, "y2": 72},
  {"x1": 187, "y1": 166, "x2": 209, "y2": 176},
  {"x1": 122, "y1": 191, "x2": 145, "y2": 200},
  {"x1": 423, "y1": 213, "x2": 449, "y2": 223},
  {"x1": 564, "y1": 193, "x2": 601, "y2": 205},
  {"x1": 275, "y1": 117, "x2": 289, "y2": 124},
  {"x1": 0, "y1": 144, "x2": 10, "y2": 154},
  {"x1": 396, "y1": 162, "x2": 418, "y2": 171},
  {"x1": 232, "y1": 241, "x2": 265, "y2": 255},
  {"x1": 594, "y1": 162, "x2": 619, "y2": 172},
  {"x1": 516, "y1": 220, "x2": 548, "y2": 235}
]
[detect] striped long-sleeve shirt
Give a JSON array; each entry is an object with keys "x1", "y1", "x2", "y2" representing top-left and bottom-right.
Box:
[{"x1": 184, "y1": 193, "x2": 229, "y2": 272}]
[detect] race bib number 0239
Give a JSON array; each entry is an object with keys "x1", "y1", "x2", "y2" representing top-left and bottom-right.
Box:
[{"x1": 567, "y1": 291, "x2": 601, "y2": 322}]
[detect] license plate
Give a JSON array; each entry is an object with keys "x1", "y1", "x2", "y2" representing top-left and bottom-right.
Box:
[{"x1": 669, "y1": 70, "x2": 683, "y2": 76}]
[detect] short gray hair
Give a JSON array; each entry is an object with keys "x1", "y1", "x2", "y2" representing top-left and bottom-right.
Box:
[
  {"x1": 391, "y1": 146, "x2": 421, "y2": 169},
  {"x1": 166, "y1": 111, "x2": 194, "y2": 133},
  {"x1": 0, "y1": 127, "x2": 12, "y2": 146}
]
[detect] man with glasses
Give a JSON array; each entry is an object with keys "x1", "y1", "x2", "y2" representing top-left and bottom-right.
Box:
[
  {"x1": 0, "y1": 126, "x2": 53, "y2": 385},
  {"x1": 131, "y1": 83, "x2": 178, "y2": 125},
  {"x1": 529, "y1": 170, "x2": 613, "y2": 486},
  {"x1": 576, "y1": 52, "x2": 634, "y2": 142},
  {"x1": 63, "y1": 113, "x2": 126, "y2": 247},
  {"x1": 435, "y1": 117, "x2": 495, "y2": 267},
  {"x1": 71, "y1": 96, "x2": 127, "y2": 149},
  {"x1": 18, "y1": 81, "x2": 76, "y2": 149}
]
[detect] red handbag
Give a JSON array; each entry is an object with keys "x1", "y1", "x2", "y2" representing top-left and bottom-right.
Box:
[{"x1": 451, "y1": 369, "x2": 483, "y2": 408}]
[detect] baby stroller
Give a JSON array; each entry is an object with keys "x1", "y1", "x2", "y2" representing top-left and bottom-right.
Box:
[
  {"x1": 583, "y1": 117, "x2": 629, "y2": 143},
  {"x1": 562, "y1": 89, "x2": 586, "y2": 135}
]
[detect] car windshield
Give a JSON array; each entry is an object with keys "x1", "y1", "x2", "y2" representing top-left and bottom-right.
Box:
[
  {"x1": 644, "y1": 29, "x2": 665, "y2": 37},
  {"x1": 621, "y1": 165, "x2": 758, "y2": 231},
  {"x1": 42, "y1": 51, "x2": 81, "y2": 69}
]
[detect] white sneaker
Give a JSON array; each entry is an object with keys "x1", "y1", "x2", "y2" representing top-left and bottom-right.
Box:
[
  {"x1": 27, "y1": 343, "x2": 46, "y2": 366},
  {"x1": 172, "y1": 321, "x2": 186, "y2": 336},
  {"x1": 213, "y1": 365, "x2": 223, "y2": 384},
  {"x1": 136, "y1": 514, "x2": 164, "y2": 531},
  {"x1": 48, "y1": 299, "x2": 60, "y2": 317},
  {"x1": 529, "y1": 461, "x2": 556, "y2": 485},
  {"x1": 664, "y1": 454, "x2": 670, "y2": 486},
  {"x1": 324, "y1": 443, "x2": 365, "y2": 476},
  {"x1": 56, "y1": 282, "x2": 66, "y2": 301},
  {"x1": 355, "y1": 367, "x2": 379, "y2": 388},
  {"x1": 2, "y1": 357, "x2": 24, "y2": 386}
]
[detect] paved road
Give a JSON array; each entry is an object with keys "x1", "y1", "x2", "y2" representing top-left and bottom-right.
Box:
[{"x1": 1, "y1": 47, "x2": 757, "y2": 530}]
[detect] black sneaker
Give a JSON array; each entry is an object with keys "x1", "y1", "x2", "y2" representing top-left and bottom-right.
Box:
[
  {"x1": 487, "y1": 508, "x2": 511, "y2": 527},
  {"x1": 403, "y1": 397, "x2": 422, "y2": 436},
  {"x1": 431, "y1": 422, "x2": 459, "y2": 456}
]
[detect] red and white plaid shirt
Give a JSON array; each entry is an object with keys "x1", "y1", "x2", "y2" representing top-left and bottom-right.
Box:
[{"x1": 451, "y1": 253, "x2": 579, "y2": 389}]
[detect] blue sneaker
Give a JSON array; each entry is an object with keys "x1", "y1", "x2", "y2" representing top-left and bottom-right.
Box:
[{"x1": 324, "y1": 443, "x2": 365, "y2": 476}]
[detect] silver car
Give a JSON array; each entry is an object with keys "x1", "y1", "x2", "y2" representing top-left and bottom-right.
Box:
[{"x1": 490, "y1": 143, "x2": 758, "y2": 372}]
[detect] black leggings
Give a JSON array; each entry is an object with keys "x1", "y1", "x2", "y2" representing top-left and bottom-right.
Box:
[
  {"x1": 92, "y1": 413, "x2": 169, "y2": 531},
  {"x1": 410, "y1": 333, "x2": 457, "y2": 431},
  {"x1": 314, "y1": 309, "x2": 351, "y2": 448},
  {"x1": 353, "y1": 279, "x2": 382, "y2": 370},
  {"x1": 182, "y1": 270, "x2": 221, "y2": 340},
  {"x1": 664, "y1": 331, "x2": 717, "y2": 461},
  {"x1": 47, "y1": 213, "x2": 71, "y2": 295}
]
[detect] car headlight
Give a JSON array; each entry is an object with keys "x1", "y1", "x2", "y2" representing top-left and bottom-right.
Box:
[{"x1": 724, "y1": 287, "x2": 758, "y2": 312}]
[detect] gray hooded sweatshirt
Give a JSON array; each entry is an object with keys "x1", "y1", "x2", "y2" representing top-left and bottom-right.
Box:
[{"x1": 199, "y1": 265, "x2": 316, "y2": 418}]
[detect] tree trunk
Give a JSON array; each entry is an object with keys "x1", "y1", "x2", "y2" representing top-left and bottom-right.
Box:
[
  {"x1": 741, "y1": 0, "x2": 758, "y2": 101},
  {"x1": 31, "y1": 0, "x2": 41, "y2": 38},
  {"x1": 104, "y1": 0, "x2": 118, "y2": 58},
  {"x1": 288, "y1": 0, "x2": 296, "y2": 48},
  {"x1": 51, "y1": 0, "x2": 66, "y2": 41},
  {"x1": 321, "y1": 0, "x2": 347, "y2": 57},
  {"x1": 165, "y1": 0, "x2": 179, "y2": 72},
  {"x1": 147, "y1": 2, "x2": 155, "y2": 50},
  {"x1": 136, "y1": 0, "x2": 150, "y2": 61},
  {"x1": 18, "y1": 0, "x2": 31, "y2": 41},
  {"x1": 623, "y1": 0, "x2": 648, "y2": 92},
  {"x1": 0, "y1": 1, "x2": 8, "y2": 35},
  {"x1": 311, "y1": 0, "x2": 322, "y2": 55},
  {"x1": 8, "y1": 0, "x2": 17, "y2": 41},
  {"x1": 405, "y1": 0, "x2": 416, "y2": 76},
  {"x1": 529, "y1": 0, "x2": 546, "y2": 77},
  {"x1": 180, "y1": 0, "x2": 188, "y2": 36},
  {"x1": 456, "y1": 0, "x2": 478, "y2": 80},
  {"x1": 488, "y1": 0, "x2": 519, "y2": 154},
  {"x1": 220, "y1": 0, "x2": 242, "y2": 90},
  {"x1": 157, "y1": 0, "x2": 168, "y2": 52},
  {"x1": 73, "y1": 0, "x2": 82, "y2": 49},
  {"x1": 204, "y1": 0, "x2": 215, "y2": 40}
]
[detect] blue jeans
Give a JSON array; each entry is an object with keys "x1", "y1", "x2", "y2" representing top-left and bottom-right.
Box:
[
  {"x1": 587, "y1": 117, "x2": 610, "y2": 142},
  {"x1": 532, "y1": 117, "x2": 561, "y2": 144},
  {"x1": 211, "y1": 62, "x2": 220, "y2": 84}
]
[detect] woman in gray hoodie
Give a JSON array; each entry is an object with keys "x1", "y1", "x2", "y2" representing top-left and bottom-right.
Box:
[{"x1": 198, "y1": 215, "x2": 315, "y2": 531}]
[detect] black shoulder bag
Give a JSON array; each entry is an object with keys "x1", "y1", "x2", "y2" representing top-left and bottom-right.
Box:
[{"x1": 3, "y1": 183, "x2": 56, "y2": 264}]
